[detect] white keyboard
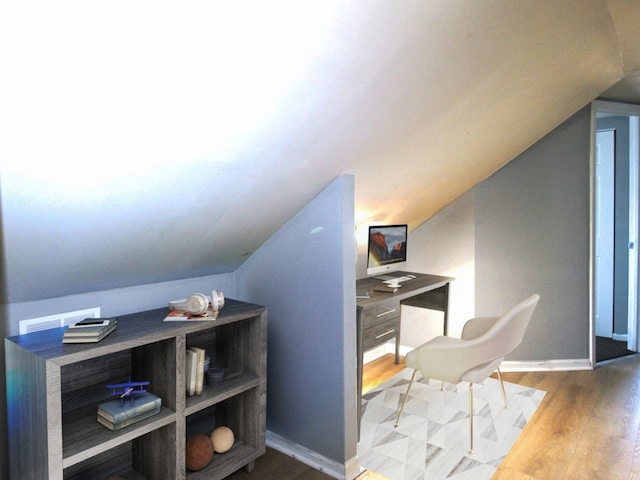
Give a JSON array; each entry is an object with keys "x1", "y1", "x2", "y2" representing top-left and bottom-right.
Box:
[{"x1": 382, "y1": 275, "x2": 415, "y2": 285}]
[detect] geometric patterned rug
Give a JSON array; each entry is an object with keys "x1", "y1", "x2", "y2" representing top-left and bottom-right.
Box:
[{"x1": 358, "y1": 368, "x2": 545, "y2": 480}]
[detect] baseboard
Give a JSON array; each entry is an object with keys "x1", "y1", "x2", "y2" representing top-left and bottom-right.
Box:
[
  {"x1": 501, "y1": 358, "x2": 593, "y2": 371},
  {"x1": 266, "y1": 430, "x2": 361, "y2": 480},
  {"x1": 363, "y1": 344, "x2": 392, "y2": 364},
  {"x1": 612, "y1": 333, "x2": 628, "y2": 342},
  {"x1": 394, "y1": 343, "x2": 594, "y2": 372}
]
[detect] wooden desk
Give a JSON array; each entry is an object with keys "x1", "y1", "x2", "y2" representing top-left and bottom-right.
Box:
[{"x1": 356, "y1": 271, "x2": 453, "y2": 433}]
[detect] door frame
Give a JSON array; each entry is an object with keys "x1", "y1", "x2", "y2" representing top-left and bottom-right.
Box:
[
  {"x1": 594, "y1": 128, "x2": 615, "y2": 338},
  {"x1": 590, "y1": 100, "x2": 640, "y2": 364}
]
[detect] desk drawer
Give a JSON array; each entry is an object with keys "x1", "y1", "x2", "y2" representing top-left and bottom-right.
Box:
[
  {"x1": 362, "y1": 317, "x2": 399, "y2": 351},
  {"x1": 362, "y1": 300, "x2": 400, "y2": 329}
]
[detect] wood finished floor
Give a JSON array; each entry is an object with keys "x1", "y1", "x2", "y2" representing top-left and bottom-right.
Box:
[{"x1": 227, "y1": 353, "x2": 640, "y2": 479}]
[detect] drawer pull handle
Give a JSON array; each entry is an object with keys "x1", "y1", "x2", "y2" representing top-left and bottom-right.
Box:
[
  {"x1": 376, "y1": 309, "x2": 397, "y2": 318},
  {"x1": 375, "y1": 329, "x2": 395, "y2": 339}
]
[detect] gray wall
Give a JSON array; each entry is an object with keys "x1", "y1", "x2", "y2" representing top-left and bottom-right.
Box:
[
  {"x1": 404, "y1": 191, "x2": 476, "y2": 340},
  {"x1": 3, "y1": 274, "x2": 236, "y2": 337},
  {"x1": 236, "y1": 175, "x2": 357, "y2": 469},
  {"x1": 475, "y1": 106, "x2": 591, "y2": 360},
  {"x1": 1, "y1": 175, "x2": 358, "y2": 478},
  {"x1": 409, "y1": 106, "x2": 592, "y2": 362}
]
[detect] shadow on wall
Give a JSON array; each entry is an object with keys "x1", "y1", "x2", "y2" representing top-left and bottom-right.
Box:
[{"x1": 0, "y1": 186, "x2": 8, "y2": 480}]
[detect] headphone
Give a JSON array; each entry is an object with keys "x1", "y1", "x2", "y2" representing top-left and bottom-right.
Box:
[
  {"x1": 210, "y1": 289, "x2": 225, "y2": 311},
  {"x1": 169, "y1": 290, "x2": 225, "y2": 315}
]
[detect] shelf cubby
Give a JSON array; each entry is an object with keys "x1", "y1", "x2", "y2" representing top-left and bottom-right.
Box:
[{"x1": 5, "y1": 298, "x2": 267, "y2": 480}]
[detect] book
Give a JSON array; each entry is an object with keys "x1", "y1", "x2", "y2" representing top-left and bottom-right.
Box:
[
  {"x1": 188, "y1": 347, "x2": 206, "y2": 395},
  {"x1": 356, "y1": 290, "x2": 370, "y2": 299},
  {"x1": 97, "y1": 392, "x2": 162, "y2": 424},
  {"x1": 97, "y1": 405, "x2": 161, "y2": 431},
  {"x1": 185, "y1": 349, "x2": 198, "y2": 396},
  {"x1": 62, "y1": 321, "x2": 117, "y2": 343},
  {"x1": 164, "y1": 306, "x2": 220, "y2": 322},
  {"x1": 373, "y1": 285, "x2": 398, "y2": 293},
  {"x1": 68, "y1": 317, "x2": 118, "y2": 328}
]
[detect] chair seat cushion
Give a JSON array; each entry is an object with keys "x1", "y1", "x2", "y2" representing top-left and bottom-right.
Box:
[
  {"x1": 460, "y1": 357, "x2": 503, "y2": 383},
  {"x1": 405, "y1": 336, "x2": 462, "y2": 370},
  {"x1": 404, "y1": 294, "x2": 539, "y2": 385}
]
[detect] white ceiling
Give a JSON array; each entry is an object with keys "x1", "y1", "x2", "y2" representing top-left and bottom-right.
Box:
[{"x1": 1, "y1": 1, "x2": 639, "y2": 303}]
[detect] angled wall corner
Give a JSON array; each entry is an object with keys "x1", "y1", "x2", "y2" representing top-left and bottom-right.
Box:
[{"x1": 235, "y1": 175, "x2": 357, "y2": 474}]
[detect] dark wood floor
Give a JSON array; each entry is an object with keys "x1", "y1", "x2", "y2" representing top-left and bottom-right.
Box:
[
  {"x1": 225, "y1": 447, "x2": 338, "y2": 480},
  {"x1": 227, "y1": 352, "x2": 640, "y2": 479}
]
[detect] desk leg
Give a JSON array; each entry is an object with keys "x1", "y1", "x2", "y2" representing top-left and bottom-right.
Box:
[
  {"x1": 356, "y1": 309, "x2": 363, "y2": 440},
  {"x1": 400, "y1": 281, "x2": 451, "y2": 336},
  {"x1": 395, "y1": 320, "x2": 400, "y2": 364},
  {"x1": 442, "y1": 282, "x2": 450, "y2": 335}
]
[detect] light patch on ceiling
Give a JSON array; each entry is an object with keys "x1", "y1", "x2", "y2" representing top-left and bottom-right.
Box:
[{"x1": 0, "y1": 1, "x2": 343, "y2": 194}]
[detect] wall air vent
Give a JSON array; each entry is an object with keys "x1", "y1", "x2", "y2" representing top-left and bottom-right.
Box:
[{"x1": 19, "y1": 307, "x2": 101, "y2": 334}]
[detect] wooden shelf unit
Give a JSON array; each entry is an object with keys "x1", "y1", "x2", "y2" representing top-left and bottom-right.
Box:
[{"x1": 5, "y1": 299, "x2": 267, "y2": 480}]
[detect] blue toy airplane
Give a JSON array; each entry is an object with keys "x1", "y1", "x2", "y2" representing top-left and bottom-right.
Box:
[{"x1": 106, "y1": 379, "x2": 150, "y2": 406}]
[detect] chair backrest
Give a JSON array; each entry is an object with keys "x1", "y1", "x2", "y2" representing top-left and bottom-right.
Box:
[{"x1": 482, "y1": 293, "x2": 540, "y2": 358}]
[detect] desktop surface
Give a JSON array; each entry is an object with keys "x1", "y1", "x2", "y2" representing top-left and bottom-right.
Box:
[
  {"x1": 356, "y1": 271, "x2": 453, "y2": 306},
  {"x1": 355, "y1": 270, "x2": 454, "y2": 437}
]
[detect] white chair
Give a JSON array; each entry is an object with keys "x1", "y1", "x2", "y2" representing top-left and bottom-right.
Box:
[{"x1": 394, "y1": 294, "x2": 540, "y2": 453}]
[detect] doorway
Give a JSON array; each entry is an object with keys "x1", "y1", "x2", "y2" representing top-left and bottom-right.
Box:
[{"x1": 592, "y1": 100, "x2": 640, "y2": 363}]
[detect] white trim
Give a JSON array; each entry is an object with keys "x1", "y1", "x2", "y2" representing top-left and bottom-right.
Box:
[
  {"x1": 612, "y1": 333, "x2": 629, "y2": 342},
  {"x1": 591, "y1": 100, "x2": 640, "y2": 356},
  {"x1": 592, "y1": 100, "x2": 640, "y2": 117},
  {"x1": 501, "y1": 359, "x2": 593, "y2": 372},
  {"x1": 344, "y1": 455, "x2": 363, "y2": 480},
  {"x1": 362, "y1": 344, "x2": 391, "y2": 364},
  {"x1": 267, "y1": 430, "x2": 358, "y2": 480},
  {"x1": 397, "y1": 345, "x2": 594, "y2": 372},
  {"x1": 399, "y1": 344, "x2": 414, "y2": 357},
  {"x1": 629, "y1": 115, "x2": 639, "y2": 351},
  {"x1": 589, "y1": 103, "x2": 598, "y2": 367},
  {"x1": 18, "y1": 307, "x2": 101, "y2": 334}
]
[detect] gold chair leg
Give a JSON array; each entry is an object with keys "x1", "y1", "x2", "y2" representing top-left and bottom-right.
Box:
[
  {"x1": 497, "y1": 367, "x2": 508, "y2": 408},
  {"x1": 395, "y1": 369, "x2": 417, "y2": 428},
  {"x1": 469, "y1": 383, "x2": 474, "y2": 454}
]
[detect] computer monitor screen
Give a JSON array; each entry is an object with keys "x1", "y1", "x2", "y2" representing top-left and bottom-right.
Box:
[{"x1": 366, "y1": 224, "x2": 407, "y2": 276}]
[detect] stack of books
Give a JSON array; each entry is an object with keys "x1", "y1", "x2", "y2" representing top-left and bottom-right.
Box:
[
  {"x1": 62, "y1": 318, "x2": 118, "y2": 343},
  {"x1": 97, "y1": 392, "x2": 162, "y2": 431},
  {"x1": 186, "y1": 346, "x2": 206, "y2": 396}
]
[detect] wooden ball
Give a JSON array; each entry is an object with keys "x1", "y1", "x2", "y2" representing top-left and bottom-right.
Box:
[
  {"x1": 186, "y1": 433, "x2": 214, "y2": 471},
  {"x1": 210, "y1": 426, "x2": 234, "y2": 453}
]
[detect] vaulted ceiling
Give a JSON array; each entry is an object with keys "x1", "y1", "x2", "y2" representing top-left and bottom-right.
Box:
[{"x1": 1, "y1": 1, "x2": 639, "y2": 303}]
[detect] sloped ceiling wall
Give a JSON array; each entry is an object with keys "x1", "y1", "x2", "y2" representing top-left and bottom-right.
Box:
[{"x1": 1, "y1": 0, "x2": 639, "y2": 303}]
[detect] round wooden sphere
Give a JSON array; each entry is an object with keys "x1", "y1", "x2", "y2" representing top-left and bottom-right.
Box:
[
  {"x1": 210, "y1": 426, "x2": 234, "y2": 453},
  {"x1": 185, "y1": 433, "x2": 214, "y2": 471}
]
